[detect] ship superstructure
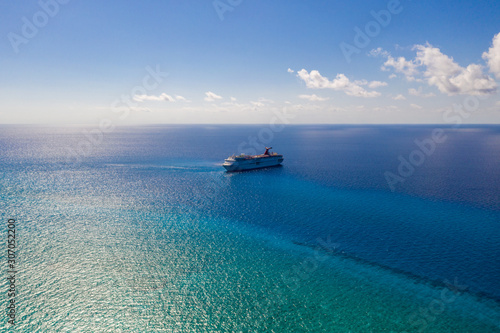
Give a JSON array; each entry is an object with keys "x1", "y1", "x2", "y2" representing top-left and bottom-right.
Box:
[{"x1": 222, "y1": 147, "x2": 284, "y2": 172}]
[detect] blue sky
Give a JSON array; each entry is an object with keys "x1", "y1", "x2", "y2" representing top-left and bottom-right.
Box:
[{"x1": 1, "y1": 0, "x2": 500, "y2": 124}]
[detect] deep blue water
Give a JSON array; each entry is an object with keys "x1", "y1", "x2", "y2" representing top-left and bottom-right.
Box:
[{"x1": 1, "y1": 125, "x2": 499, "y2": 332}]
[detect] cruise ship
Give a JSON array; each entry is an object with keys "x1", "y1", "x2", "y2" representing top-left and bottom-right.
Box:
[{"x1": 223, "y1": 147, "x2": 284, "y2": 172}]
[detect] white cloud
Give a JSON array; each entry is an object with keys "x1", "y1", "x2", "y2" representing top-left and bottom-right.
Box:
[
  {"x1": 296, "y1": 69, "x2": 382, "y2": 98},
  {"x1": 408, "y1": 87, "x2": 435, "y2": 98},
  {"x1": 415, "y1": 44, "x2": 497, "y2": 95},
  {"x1": 373, "y1": 105, "x2": 399, "y2": 112},
  {"x1": 204, "y1": 91, "x2": 223, "y2": 102},
  {"x1": 230, "y1": 97, "x2": 237, "y2": 101},
  {"x1": 410, "y1": 103, "x2": 423, "y2": 109},
  {"x1": 482, "y1": 32, "x2": 500, "y2": 79},
  {"x1": 250, "y1": 101, "x2": 264, "y2": 107},
  {"x1": 389, "y1": 74, "x2": 397, "y2": 79},
  {"x1": 298, "y1": 94, "x2": 329, "y2": 101},
  {"x1": 408, "y1": 88, "x2": 420, "y2": 96},
  {"x1": 369, "y1": 47, "x2": 390, "y2": 58},
  {"x1": 248, "y1": 98, "x2": 272, "y2": 108},
  {"x1": 381, "y1": 54, "x2": 419, "y2": 78},
  {"x1": 368, "y1": 81, "x2": 388, "y2": 89},
  {"x1": 287, "y1": 68, "x2": 294, "y2": 73},
  {"x1": 175, "y1": 95, "x2": 187, "y2": 101},
  {"x1": 373, "y1": 43, "x2": 498, "y2": 95},
  {"x1": 393, "y1": 94, "x2": 406, "y2": 100},
  {"x1": 133, "y1": 93, "x2": 176, "y2": 102},
  {"x1": 257, "y1": 97, "x2": 274, "y2": 104}
]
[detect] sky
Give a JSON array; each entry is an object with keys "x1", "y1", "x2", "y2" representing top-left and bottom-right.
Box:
[{"x1": 1, "y1": 0, "x2": 500, "y2": 124}]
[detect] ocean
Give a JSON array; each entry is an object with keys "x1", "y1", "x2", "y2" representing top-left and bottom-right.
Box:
[{"x1": 1, "y1": 125, "x2": 499, "y2": 332}]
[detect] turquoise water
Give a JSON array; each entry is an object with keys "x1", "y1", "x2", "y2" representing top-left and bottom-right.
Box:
[{"x1": 1, "y1": 125, "x2": 499, "y2": 332}]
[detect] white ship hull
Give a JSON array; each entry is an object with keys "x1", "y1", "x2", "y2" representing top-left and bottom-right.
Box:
[{"x1": 223, "y1": 154, "x2": 284, "y2": 172}]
